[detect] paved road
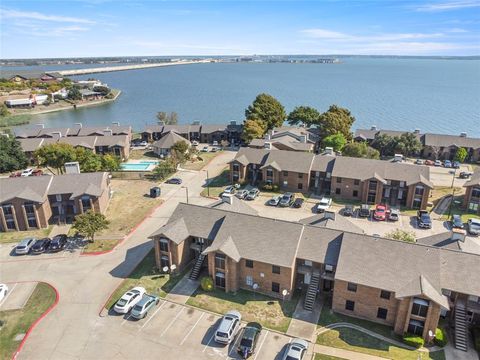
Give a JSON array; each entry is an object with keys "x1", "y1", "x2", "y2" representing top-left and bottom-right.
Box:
[{"x1": 0, "y1": 151, "x2": 235, "y2": 360}]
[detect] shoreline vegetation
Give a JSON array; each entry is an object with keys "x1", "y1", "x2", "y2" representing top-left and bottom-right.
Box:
[{"x1": 0, "y1": 89, "x2": 121, "y2": 128}]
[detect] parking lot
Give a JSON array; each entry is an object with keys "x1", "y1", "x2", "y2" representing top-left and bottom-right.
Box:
[{"x1": 86, "y1": 300, "x2": 314, "y2": 360}]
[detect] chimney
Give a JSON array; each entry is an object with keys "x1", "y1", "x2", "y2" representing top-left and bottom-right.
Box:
[
  {"x1": 324, "y1": 147, "x2": 333, "y2": 155},
  {"x1": 36, "y1": 123, "x2": 45, "y2": 129},
  {"x1": 371, "y1": 125, "x2": 377, "y2": 131},
  {"x1": 230, "y1": 120, "x2": 237, "y2": 126},
  {"x1": 192, "y1": 120, "x2": 201, "y2": 125},
  {"x1": 112, "y1": 121, "x2": 120, "y2": 126},
  {"x1": 324, "y1": 211, "x2": 336, "y2": 221},
  {"x1": 299, "y1": 135, "x2": 307, "y2": 143},
  {"x1": 264, "y1": 133, "x2": 271, "y2": 140},
  {"x1": 74, "y1": 122, "x2": 83, "y2": 128},
  {"x1": 414, "y1": 129, "x2": 420, "y2": 134},
  {"x1": 221, "y1": 194, "x2": 234, "y2": 204},
  {"x1": 460, "y1": 132, "x2": 467, "y2": 138},
  {"x1": 51, "y1": 131, "x2": 62, "y2": 139},
  {"x1": 451, "y1": 228, "x2": 466, "y2": 242},
  {"x1": 264, "y1": 141, "x2": 272, "y2": 150},
  {"x1": 103, "y1": 128, "x2": 113, "y2": 136}
]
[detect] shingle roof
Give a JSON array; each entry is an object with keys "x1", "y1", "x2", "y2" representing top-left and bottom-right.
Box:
[
  {"x1": 464, "y1": 169, "x2": 480, "y2": 187},
  {"x1": 208, "y1": 196, "x2": 258, "y2": 215},
  {"x1": 201, "y1": 124, "x2": 227, "y2": 134},
  {"x1": 18, "y1": 138, "x2": 45, "y2": 152},
  {"x1": 0, "y1": 70, "x2": 62, "y2": 80},
  {"x1": 299, "y1": 213, "x2": 364, "y2": 234},
  {"x1": 143, "y1": 125, "x2": 164, "y2": 134},
  {"x1": 423, "y1": 133, "x2": 480, "y2": 149},
  {"x1": 48, "y1": 172, "x2": 107, "y2": 199},
  {"x1": 0, "y1": 176, "x2": 53, "y2": 203},
  {"x1": 59, "y1": 136, "x2": 97, "y2": 149},
  {"x1": 77, "y1": 125, "x2": 131, "y2": 137},
  {"x1": 163, "y1": 125, "x2": 201, "y2": 134},
  {"x1": 311, "y1": 155, "x2": 335, "y2": 172},
  {"x1": 14, "y1": 125, "x2": 131, "y2": 138},
  {"x1": 354, "y1": 128, "x2": 422, "y2": 141},
  {"x1": 152, "y1": 132, "x2": 190, "y2": 149},
  {"x1": 93, "y1": 135, "x2": 129, "y2": 148}
]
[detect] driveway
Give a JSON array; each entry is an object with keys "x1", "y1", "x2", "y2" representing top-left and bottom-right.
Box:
[{"x1": 0, "y1": 150, "x2": 236, "y2": 360}]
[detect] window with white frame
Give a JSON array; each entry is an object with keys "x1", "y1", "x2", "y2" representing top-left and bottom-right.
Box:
[{"x1": 246, "y1": 276, "x2": 253, "y2": 286}]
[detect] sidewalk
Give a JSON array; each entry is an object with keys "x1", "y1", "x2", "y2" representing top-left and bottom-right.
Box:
[
  {"x1": 287, "y1": 293, "x2": 323, "y2": 342},
  {"x1": 314, "y1": 344, "x2": 385, "y2": 360},
  {"x1": 165, "y1": 273, "x2": 199, "y2": 304}
]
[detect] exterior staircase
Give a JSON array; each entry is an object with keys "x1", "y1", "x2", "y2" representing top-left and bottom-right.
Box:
[
  {"x1": 303, "y1": 271, "x2": 320, "y2": 311},
  {"x1": 454, "y1": 302, "x2": 468, "y2": 351},
  {"x1": 189, "y1": 254, "x2": 206, "y2": 280}
]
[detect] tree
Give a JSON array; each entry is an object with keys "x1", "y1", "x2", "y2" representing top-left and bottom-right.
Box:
[
  {"x1": 371, "y1": 133, "x2": 396, "y2": 157},
  {"x1": 92, "y1": 85, "x2": 110, "y2": 96},
  {"x1": 0, "y1": 104, "x2": 10, "y2": 117},
  {"x1": 68, "y1": 87, "x2": 82, "y2": 101},
  {"x1": 287, "y1": 106, "x2": 320, "y2": 127},
  {"x1": 342, "y1": 142, "x2": 380, "y2": 159},
  {"x1": 101, "y1": 154, "x2": 121, "y2": 171},
  {"x1": 242, "y1": 119, "x2": 265, "y2": 143},
  {"x1": 394, "y1": 133, "x2": 422, "y2": 157},
  {"x1": 75, "y1": 147, "x2": 102, "y2": 172},
  {"x1": 35, "y1": 143, "x2": 77, "y2": 173},
  {"x1": 454, "y1": 147, "x2": 468, "y2": 163},
  {"x1": 318, "y1": 105, "x2": 355, "y2": 140},
  {"x1": 156, "y1": 111, "x2": 179, "y2": 125},
  {"x1": 0, "y1": 135, "x2": 28, "y2": 173},
  {"x1": 322, "y1": 133, "x2": 346, "y2": 152},
  {"x1": 171, "y1": 140, "x2": 190, "y2": 164},
  {"x1": 386, "y1": 229, "x2": 416, "y2": 243},
  {"x1": 72, "y1": 211, "x2": 109, "y2": 243},
  {"x1": 245, "y1": 93, "x2": 286, "y2": 131},
  {"x1": 152, "y1": 158, "x2": 177, "y2": 180}
]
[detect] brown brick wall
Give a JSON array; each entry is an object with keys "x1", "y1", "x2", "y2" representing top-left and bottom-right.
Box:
[{"x1": 330, "y1": 177, "x2": 363, "y2": 201}]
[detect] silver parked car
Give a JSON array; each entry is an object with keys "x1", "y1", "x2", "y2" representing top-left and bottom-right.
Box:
[
  {"x1": 130, "y1": 294, "x2": 160, "y2": 319},
  {"x1": 235, "y1": 189, "x2": 249, "y2": 200},
  {"x1": 467, "y1": 218, "x2": 480, "y2": 235},
  {"x1": 268, "y1": 195, "x2": 281, "y2": 206},
  {"x1": 282, "y1": 338, "x2": 309, "y2": 360},
  {"x1": 214, "y1": 310, "x2": 242, "y2": 344},
  {"x1": 245, "y1": 188, "x2": 260, "y2": 200},
  {"x1": 15, "y1": 238, "x2": 37, "y2": 255}
]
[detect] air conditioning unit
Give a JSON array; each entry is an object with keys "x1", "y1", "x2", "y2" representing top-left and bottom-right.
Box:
[{"x1": 325, "y1": 264, "x2": 334, "y2": 272}]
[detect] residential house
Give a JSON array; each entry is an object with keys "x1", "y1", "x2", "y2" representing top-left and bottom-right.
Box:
[
  {"x1": 200, "y1": 125, "x2": 228, "y2": 144},
  {"x1": 422, "y1": 133, "x2": 480, "y2": 162},
  {"x1": 0, "y1": 172, "x2": 110, "y2": 231},
  {"x1": 0, "y1": 70, "x2": 63, "y2": 83},
  {"x1": 152, "y1": 131, "x2": 191, "y2": 157},
  {"x1": 463, "y1": 169, "x2": 480, "y2": 214},
  {"x1": 249, "y1": 126, "x2": 319, "y2": 152},
  {"x1": 141, "y1": 125, "x2": 164, "y2": 142},
  {"x1": 354, "y1": 127, "x2": 422, "y2": 143},
  {"x1": 150, "y1": 203, "x2": 480, "y2": 347}
]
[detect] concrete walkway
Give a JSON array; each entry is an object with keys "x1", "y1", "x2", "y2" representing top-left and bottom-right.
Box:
[
  {"x1": 48, "y1": 224, "x2": 71, "y2": 238},
  {"x1": 286, "y1": 293, "x2": 323, "y2": 342},
  {"x1": 165, "y1": 273, "x2": 199, "y2": 305},
  {"x1": 314, "y1": 344, "x2": 385, "y2": 360}
]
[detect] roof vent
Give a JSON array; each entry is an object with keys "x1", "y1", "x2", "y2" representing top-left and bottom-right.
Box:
[
  {"x1": 371, "y1": 125, "x2": 377, "y2": 131},
  {"x1": 460, "y1": 132, "x2": 467, "y2": 138},
  {"x1": 324, "y1": 147, "x2": 334, "y2": 155},
  {"x1": 264, "y1": 141, "x2": 272, "y2": 150},
  {"x1": 221, "y1": 194, "x2": 234, "y2": 205},
  {"x1": 36, "y1": 123, "x2": 45, "y2": 129},
  {"x1": 74, "y1": 122, "x2": 83, "y2": 128},
  {"x1": 51, "y1": 131, "x2": 62, "y2": 139},
  {"x1": 112, "y1": 121, "x2": 120, "y2": 126},
  {"x1": 230, "y1": 120, "x2": 237, "y2": 126},
  {"x1": 324, "y1": 211, "x2": 336, "y2": 221},
  {"x1": 192, "y1": 120, "x2": 201, "y2": 125},
  {"x1": 414, "y1": 129, "x2": 420, "y2": 134},
  {"x1": 103, "y1": 128, "x2": 113, "y2": 136},
  {"x1": 451, "y1": 228, "x2": 466, "y2": 242}
]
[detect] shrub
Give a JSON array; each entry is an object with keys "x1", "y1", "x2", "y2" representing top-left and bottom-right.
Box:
[
  {"x1": 200, "y1": 276, "x2": 214, "y2": 292},
  {"x1": 262, "y1": 183, "x2": 273, "y2": 191},
  {"x1": 403, "y1": 334, "x2": 424, "y2": 348},
  {"x1": 434, "y1": 327, "x2": 447, "y2": 347}
]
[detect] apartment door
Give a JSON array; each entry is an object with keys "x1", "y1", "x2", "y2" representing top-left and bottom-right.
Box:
[{"x1": 304, "y1": 272, "x2": 311, "y2": 285}]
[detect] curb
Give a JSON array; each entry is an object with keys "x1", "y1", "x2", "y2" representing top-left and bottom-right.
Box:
[
  {"x1": 80, "y1": 201, "x2": 164, "y2": 257},
  {"x1": 11, "y1": 281, "x2": 60, "y2": 360}
]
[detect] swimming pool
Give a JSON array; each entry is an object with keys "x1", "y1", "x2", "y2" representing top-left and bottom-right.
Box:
[{"x1": 120, "y1": 160, "x2": 159, "y2": 171}]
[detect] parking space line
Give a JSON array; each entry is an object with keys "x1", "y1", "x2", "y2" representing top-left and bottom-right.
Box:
[
  {"x1": 202, "y1": 333, "x2": 215, "y2": 352},
  {"x1": 180, "y1": 312, "x2": 205, "y2": 345},
  {"x1": 139, "y1": 300, "x2": 167, "y2": 330},
  {"x1": 159, "y1": 306, "x2": 185, "y2": 337},
  {"x1": 226, "y1": 330, "x2": 242, "y2": 359},
  {"x1": 0, "y1": 282, "x2": 17, "y2": 306},
  {"x1": 121, "y1": 314, "x2": 132, "y2": 325},
  {"x1": 253, "y1": 330, "x2": 269, "y2": 360}
]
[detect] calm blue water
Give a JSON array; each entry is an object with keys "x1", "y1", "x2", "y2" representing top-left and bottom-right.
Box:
[{"x1": 12, "y1": 58, "x2": 480, "y2": 136}]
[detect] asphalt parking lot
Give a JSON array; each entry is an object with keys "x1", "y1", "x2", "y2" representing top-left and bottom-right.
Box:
[
  {"x1": 0, "y1": 281, "x2": 36, "y2": 310},
  {"x1": 87, "y1": 300, "x2": 314, "y2": 360}
]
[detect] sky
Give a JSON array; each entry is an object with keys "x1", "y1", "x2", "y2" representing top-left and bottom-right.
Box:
[{"x1": 1, "y1": 0, "x2": 479, "y2": 58}]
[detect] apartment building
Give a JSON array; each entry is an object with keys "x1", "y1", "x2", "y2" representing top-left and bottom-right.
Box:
[
  {"x1": 150, "y1": 203, "x2": 480, "y2": 346},
  {"x1": 463, "y1": 169, "x2": 480, "y2": 214},
  {"x1": 230, "y1": 148, "x2": 432, "y2": 209},
  {"x1": 249, "y1": 126, "x2": 320, "y2": 152},
  {"x1": 0, "y1": 172, "x2": 110, "y2": 231},
  {"x1": 14, "y1": 123, "x2": 131, "y2": 140}
]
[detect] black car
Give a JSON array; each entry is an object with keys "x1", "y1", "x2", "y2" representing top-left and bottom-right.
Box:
[
  {"x1": 166, "y1": 178, "x2": 182, "y2": 185},
  {"x1": 459, "y1": 172, "x2": 472, "y2": 179},
  {"x1": 237, "y1": 322, "x2": 262, "y2": 358},
  {"x1": 292, "y1": 198, "x2": 304, "y2": 208},
  {"x1": 49, "y1": 234, "x2": 68, "y2": 252},
  {"x1": 279, "y1": 193, "x2": 295, "y2": 207},
  {"x1": 358, "y1": 204, "x2": 371, "y2": 218},
  {"x1": 417, "y1": 210, "x2": 432, "y2": 229},
  {"x1": 31, "y1": 238, "x2": 51, "y2": 254},
  {"x1": 451, "y1": 214, "x2": 464, "y2": 229},
  {"x1": 343, "y1": 205, "x2": 354, "y2": 217}
]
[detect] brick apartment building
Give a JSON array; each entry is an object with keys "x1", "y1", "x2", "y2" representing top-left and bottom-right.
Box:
[
  {"x1": 463, "y1": 169, "x2": 480, "y2": 214},
  {"x1": 230, "y1": 148, "x2": 433, "y2": 209},
  {"x1": 150, "y1": 203, "x2": 480, "y2": 346},
  {"x1": 0, "y1": 172, "x2": 111, "y2": 231}
]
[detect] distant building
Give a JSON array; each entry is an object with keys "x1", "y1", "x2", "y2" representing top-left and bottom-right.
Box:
[{"x1": 151, "y1": 131, "x2": 191, "y2": 157}]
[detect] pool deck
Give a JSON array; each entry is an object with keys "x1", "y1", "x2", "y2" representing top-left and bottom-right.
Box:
[{"x1": 120, "y1": 160, "x2": 160, "y2": 172}]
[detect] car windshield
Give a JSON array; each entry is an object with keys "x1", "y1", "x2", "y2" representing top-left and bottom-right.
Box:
[
  {"x1": 216, "y1": 331, "x2": 228, "y2": 338},
  {"x1": 320, "y1": 200, "x2": 328, "y2": 205},
  {"x1": 240, "y1": 338, "x2": 252, "y2": 347},
  {"x1": 421, "y1": 214, "x2": 431, "y2": 221},
  {"x1": 285, "y1": 357, "x2": 298, "y2": 360},
  {"x1": 117, "y1": 299, "x2": 128, "y2": 306},
  {"x1": 376, "y1": 208, "x2": 384, "y2": 213},
  {"x1": 133, "y1": 304, "x2": 143, "y2": 311}
]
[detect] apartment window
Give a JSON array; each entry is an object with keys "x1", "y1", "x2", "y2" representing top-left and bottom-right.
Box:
[
  {"x1": 377, "y1": 308, "x2": 388, "y2": 320},
  {"x1": 336, "y1": 177, "x2": 342, "y2": 183},
  {"x1": 472, "y1": 187, "x2": 480, "y2": 198},
  {"x1": 271, "y1": 282, "x2": 280, "y2": 293},
  {"x1": 266, "y1": 169, "x2": 273, "y2": 177},
  {"x1": 345, "y1": 300, "x2": 355, "y2": 311},
  {"x1": 283, "y1": 171, "x2": 289, "y2": 177},
  {"x1": 369, "y1": 180, "x2": 378, "y2": 191},
  {"x1": 298, "y1": 173, "x2": 303, "y2": 179},
  {"x1": 27, "y1": 218, "x2": 37, "y2": 228},
  {"x1": 412, "y1": 198, "x2": 422, "y2": 209},
  {"x1": 411, "y1": 298, "x2": 429, "y2": 318},
  {"x1": 6, "y1": 219, "x2": 16, "y2": 230},
  {"x1": 245, "y1": 259, "x2": 253, "y2": 268},
  {"x1": 55, "y1": 194, "x2": 62, "y2": 202},
  {"x1": 298, "y1": 183, "x2": 303, "y2": 190},
  {"x1": 215, "y1": 272, "x2": 226, "y2": 288},
  {"x1": 335, "y1": 188, "x2": 341, "y2": 195},
  {"x1": 380, "y1": 290, "x2": 391, "y2": 300},
  {"x1": 407, "y1": 319, "x2": 425, "y2": 336},
  {"x1": 415, "y1": 186, "x2": 424, "y2": 196},
  {"x1": 160, "y1": 255, "x2": 170, "y2": 268},
  {"x1": 354, "y1": 179, "x2": 360, "y2": 186},
  {"x1": 347, "y1": 282, "x2": 357, "y2": 292},
  {"x1": 246, "y1": 276, "x2": 253, "y2": 286},
  {"x1": 353, "y1": 190, "x2": 358, "y2": 197},
  {"x1": 159, "y1": 238, "x2": 169, "y2": 252},
  {"x1": 272, "y1": 265, "x2": 280, "y2": 274},
  {"x1": 232, "y1": 164, "x2": 239, "y2": 172},
  {"x1": 215, "y1": 253, "x2": 226, "y2": 269},
  {"x1": 2, "y1": 205, "x2": 13, "y2": 216},
  {"x1": 81, "y1": 196, "x2": 91, "y2": 210},
  {"x1": 24, "y1": 203, "x2": 35, "y2": 215},
  {"x1": 469, "y1": 202, "x2": 479, "y2": 212}
]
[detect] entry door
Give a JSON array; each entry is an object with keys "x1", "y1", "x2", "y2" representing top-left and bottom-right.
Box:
[{"x1": 304, "y1": 272, "x2": 311, "y2": 285}]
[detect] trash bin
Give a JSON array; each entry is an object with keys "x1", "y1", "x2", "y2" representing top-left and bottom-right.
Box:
[{"x1": 150, "y1": 187, "x2": 161, "y2": 198}]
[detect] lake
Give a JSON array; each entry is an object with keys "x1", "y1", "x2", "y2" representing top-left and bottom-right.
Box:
[{"x1": 12, "y1": 58, "x2": 480, "y2": 136}]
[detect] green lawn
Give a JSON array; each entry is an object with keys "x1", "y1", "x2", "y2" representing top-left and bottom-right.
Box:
[
  {"x1": 314, "y1": 354, "x2": 347, "y2": 360},
  {"x1": 439, "y1": 193, "x2": 480, "y2": 222},
  {"x1": 0, "y1": 114, "x2": 31, "y2": 128},
  {"x1": 182, "y1": 151, "x2": 220, "y2": 171},
  {"x1": 82, "y1": 239, "x2": 122, "y2": 253},
  {"x1": 200, "y1": 167, "x2": 231, "y2": 197},
  {"x1": 186, "y1": 288, "x2": 299, "y2": 333},
  {"x1": 104, "y1": 249, "x2": 188, "y2": 310},
  {"x1": 0, "y1": 282, "x2": 57, "y2": 360},
  {"x1": 0, "y1": 226, "x2": 52, "y2": 244}
]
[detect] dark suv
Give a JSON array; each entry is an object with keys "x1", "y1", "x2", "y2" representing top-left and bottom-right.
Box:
[
  {"x1": 358, "y1": 204, "x2": 371, "y2": 218},
  {"x1": 417, "y1": 210, "x2": 432, "y2": 229},
  {"x1": 49, "y1": 234, "x2": 68, "y2": 252},
  {"x1": 31, "y1": 238, "x2": 51, "y2": 254},
  {"x1": 237, "y1": 322, "x2": 262, "y2": 358}
]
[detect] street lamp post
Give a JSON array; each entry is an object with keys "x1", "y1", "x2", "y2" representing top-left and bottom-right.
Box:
[
  {"x1": 203, "y1": 169, "x2": 210, "y2": 197},
  {"x1": 181, "y1": 186, "x2": 189, "y2": 204},
  {"x1": 447, "y1": 169, "x2": 456, "y2": 219}
]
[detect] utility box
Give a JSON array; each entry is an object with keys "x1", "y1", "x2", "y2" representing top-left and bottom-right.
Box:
[{"x1": 150, "y1": 187, "x2": 161, "y2": 198}]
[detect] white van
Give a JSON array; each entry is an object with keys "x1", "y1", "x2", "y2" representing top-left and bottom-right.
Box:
[{"x1": 214, "y1": 310, "x2": 242, "y2": 344}]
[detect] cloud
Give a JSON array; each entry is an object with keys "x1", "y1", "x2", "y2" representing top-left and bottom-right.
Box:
[
  {"x1": 448, "y1": 27, "x2": 469, "y2": 33},
  {"x1": 415, "y1": 1, "x2": 480, "y2": 12},
  {"x1": 301, "y1": 28, "x2": 445, "y2": 42},
  {"x1": 0, "y1": 8, "x2": 95, "y2": 24},
  {"x1": 132, "y1": 40, "x2": 250, "y2": 53}
]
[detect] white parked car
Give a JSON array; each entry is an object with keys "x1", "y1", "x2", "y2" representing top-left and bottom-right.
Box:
[
  {"x1": 268, "y1": 195, "x2": 282, "y2": 206},
  {"x1": 15, "y1": 238, "x2": 37, "y2": 255},
  {"x1": 316, "y1": 197, "x2": 332, "y2": 213},
  {"x1": 0, "y1": 284, "x2": 8, "y2": 302},
  {"x1": 192, "y1": 140, "x2": 199, "y2": 146},
  {"x1": 113, "y1": 287, "x2": 146, "y2": 314},
  {"x1": 215, "y1": 310, "x2": 242, "y2": 344},
  {"x1": 223, "y1": 186, "x2": 236, "y2": 195},
  {"x1": 21, "y1": 168, "x2": 33, "y2": 177},
  {"x1": 202, "y1": 146, "x2": 209, "y2": 152}
]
